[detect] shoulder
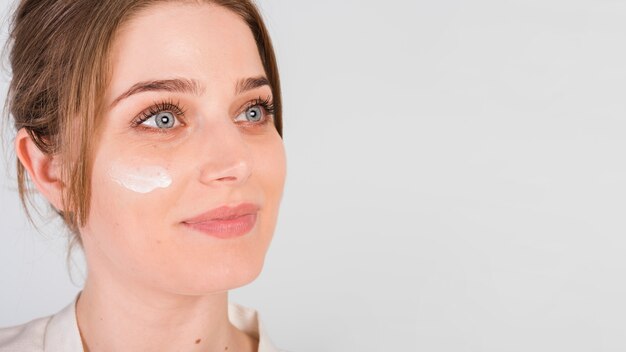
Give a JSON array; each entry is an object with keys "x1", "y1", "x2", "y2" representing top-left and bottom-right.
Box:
[
  {"x1": 228, "y1": 302, "x2": 289, "y2": 352},
  {"x1": 0, "y1": 296, "x2": 82, "y2": 352},
  {"x1": 0, "y1": 315, "x2": 51, "y2": 352}
]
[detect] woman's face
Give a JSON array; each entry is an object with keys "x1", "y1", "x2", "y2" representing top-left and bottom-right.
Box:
[{"x1": 82, "y1": 2, "x2": 286, "y2": 294}]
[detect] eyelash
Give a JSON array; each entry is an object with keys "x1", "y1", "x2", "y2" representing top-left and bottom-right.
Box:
[
  {"x1": 131, "y1": 99, "x2": 186, "y2": 129},
  {"x1": 130, "y1": 97, "x2": 275, "y2": 132},
  {"x1": 242, "y1": 96, "x2": 276, "y2": 123}
]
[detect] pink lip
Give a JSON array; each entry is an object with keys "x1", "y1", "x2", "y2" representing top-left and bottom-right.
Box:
[{"x1": 182, "y1": 203, "x2": 260, "y2": 239}]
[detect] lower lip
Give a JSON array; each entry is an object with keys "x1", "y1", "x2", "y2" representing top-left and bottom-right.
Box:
[{"x1": 183, "y1": 213, "x2": 257, "y2": 239}]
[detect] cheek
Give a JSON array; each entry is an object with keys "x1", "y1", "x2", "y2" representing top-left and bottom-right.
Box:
[
  {"x1": 91, "y1": 158, "x2": 177, "y2": 225},
  {"x1": 254, "y1": 136, "x2": 286, "y2": 237},
  {"x1": 255, "y1": 136, "x2": 286, "y2": 199},
  {"x1": 85, "y1": 157, "x2": 181, "y2": 268},
  {"x1": 108, "y1": 163, "x2": 172, "y2": 194}
]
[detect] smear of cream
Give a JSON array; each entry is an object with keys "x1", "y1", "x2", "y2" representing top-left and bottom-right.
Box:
[{"x1": 108, "y1": 163, "x2": 172, "y2": 194}]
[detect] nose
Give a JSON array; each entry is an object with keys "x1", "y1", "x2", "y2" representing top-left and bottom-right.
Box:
[{"x1": 196, "y1": 119, "x2": 252, "y2": 187}]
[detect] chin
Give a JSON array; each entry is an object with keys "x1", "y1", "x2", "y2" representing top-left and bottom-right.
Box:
[{"x1": 162, "y1": 250, "x2": 268, "y2": 296}]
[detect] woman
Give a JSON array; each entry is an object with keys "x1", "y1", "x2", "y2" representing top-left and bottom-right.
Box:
[{"x1": 0, "y1": 0, "x2": 286, "y2": 351}]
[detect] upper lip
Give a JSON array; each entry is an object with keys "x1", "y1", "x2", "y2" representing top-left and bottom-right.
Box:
[{"x1": 182, "y1": 202, "x2": 260, "y2": 224}]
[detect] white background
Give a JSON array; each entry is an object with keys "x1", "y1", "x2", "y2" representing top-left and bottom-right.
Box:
[{"x1": 1, "y1": 0, "x2": 626, "y2": 351}]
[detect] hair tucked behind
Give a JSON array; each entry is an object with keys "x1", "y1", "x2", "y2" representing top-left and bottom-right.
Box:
[{"x1": 5, "y1": 0, "x2": 282, "y2": 244}]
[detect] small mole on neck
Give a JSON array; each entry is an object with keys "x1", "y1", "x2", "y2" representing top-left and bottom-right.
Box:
[
  {"x1": 195, "y1": 339, "x2": 201, "y2": 344},
  {"x1": 225, "y1": 347, "x2": 229, "y2": 351}
]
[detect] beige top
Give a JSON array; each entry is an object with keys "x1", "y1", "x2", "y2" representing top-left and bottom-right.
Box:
[{"x1": 0, "y1": 295, "x2": 281, "y2": 352}]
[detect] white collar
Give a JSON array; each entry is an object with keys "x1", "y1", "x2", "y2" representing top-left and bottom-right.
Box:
[{"x1": 43, "y1": 294, "x2": 280, "y2": 352}]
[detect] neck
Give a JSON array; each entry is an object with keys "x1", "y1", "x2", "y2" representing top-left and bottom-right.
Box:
[{"x1": 76, "y1": 269, "x2": 254, "y2": 352}]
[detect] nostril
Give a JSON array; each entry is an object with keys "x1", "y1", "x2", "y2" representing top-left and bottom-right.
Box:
[
  {"x1": 217, "y1": 176, "x2": 237, "y2": 182},
  {"x1": 197, "y1": 159, "x2": 251, "y2": 186}
]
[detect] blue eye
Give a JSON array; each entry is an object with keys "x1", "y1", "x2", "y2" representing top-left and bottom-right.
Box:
[
  {"x1": 234, "y1": 96, "x2": 275, "y2": 124},
  {"x1": 247, "y1": 106, "x2": 263, "y2": 121},
  {"x1": 141, "y1": 111, "x2": 179, "y2": 129},
  {"x1": 133, "y1": 100, "x2": 186, "y2": 130},
  {"x1": 235, "y1": 105, "x2": 265, "y2": 123}
]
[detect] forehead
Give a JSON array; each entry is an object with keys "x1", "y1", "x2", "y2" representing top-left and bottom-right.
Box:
[{"x1": 106, "y1": 2, "x2": 264, "y2": 102}]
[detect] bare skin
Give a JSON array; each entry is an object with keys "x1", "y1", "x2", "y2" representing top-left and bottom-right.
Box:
[{"x1": 15, "y1": 2, "x2": 285, "y2": 351}]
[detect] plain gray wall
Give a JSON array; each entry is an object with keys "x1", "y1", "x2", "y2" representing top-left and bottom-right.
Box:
[{"x1": 2, "y1": 0, "x2": 626, "y2": 351}]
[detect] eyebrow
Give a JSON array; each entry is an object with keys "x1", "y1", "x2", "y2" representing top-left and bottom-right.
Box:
[
  {"x1": 235, "y1": 76, "x2": 270, "y2": 95},
  {"x1": 110, "y1": 78, "x2": 203, "y2": 108},
  {"x1": 110, "y1": 76, "x2": 271, "y2": 109}
]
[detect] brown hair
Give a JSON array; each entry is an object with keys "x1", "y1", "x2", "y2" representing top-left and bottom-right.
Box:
[{"x1": 6, "y1": 0, "x2": 282, "y2": 242}]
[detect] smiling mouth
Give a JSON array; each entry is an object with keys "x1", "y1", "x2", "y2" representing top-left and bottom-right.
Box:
[
  {"x1": 182, "y1": 203, "x2": 259, "y2": 239},
  {"x1": 183, "y1": 213, "x2": 257, "y2": 238}
]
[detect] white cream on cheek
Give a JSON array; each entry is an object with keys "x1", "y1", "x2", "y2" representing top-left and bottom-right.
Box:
[{"x1": 108, "y1": 162, "x2": 172, "y2": 194}]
